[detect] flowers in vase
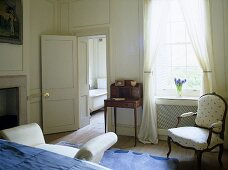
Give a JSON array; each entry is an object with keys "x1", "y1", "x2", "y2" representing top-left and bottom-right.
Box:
[{"x1": 174, "y1": 78, "x2": 186, "y2": 96}]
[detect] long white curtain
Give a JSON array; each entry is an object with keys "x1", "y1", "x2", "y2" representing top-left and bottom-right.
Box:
[
  {"x1": 138, "y1": 0, "x2": 168, "y2": 144},
  {"x1": 178, "y1": 0, "x2": 215, "y2": 94}
]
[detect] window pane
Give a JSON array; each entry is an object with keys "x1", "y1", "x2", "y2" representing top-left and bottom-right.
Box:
[
  {"x1": 157, "y1": 45, "x2": 171, "y2": 66},
  {"x1": 187, "y1": 45, "x2": 199, "y2": 67},
  {"x1": 170, "y1": 1, "x2": 184, "y2": 22},
  {"x1": 171, "y1": 22, "x2": 186, "y2": 43},
  {"x1": 186, "y1": 29, "x2": 191, "y2": 43},
  {"x1": 154, "y1": 0, "x2": 201, "y2": 94},
  {"x1": 172, "y1": 44, "x2": 186, "y2": 67},
  {"x1": 165, "y1": 23, "x2": 171, "y2": 43},
  {"x1": 186, "y1": 67, "x2": 202, "y2": 90},
  {"x1": 156, "y1": 66, "x2": 172, "y2": 89},
  {"x1": 172, "y1": 67, "x2": 186, "y2": 79}
]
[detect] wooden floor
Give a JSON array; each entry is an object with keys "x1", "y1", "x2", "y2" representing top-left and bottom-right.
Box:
[{"x1": 45, "y1": 111, "x2": 228, "y2": 170}]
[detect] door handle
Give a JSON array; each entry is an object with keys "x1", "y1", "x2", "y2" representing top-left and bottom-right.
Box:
[{"x1": 43, "y1": 92, "x2": 50, "y2": 97}]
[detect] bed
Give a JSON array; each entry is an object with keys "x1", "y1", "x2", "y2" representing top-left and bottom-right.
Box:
[
  {"x1": 0, "y1": 139, "x2": 109, "y2": 170},
  {"x1": 89, "y1": 78, "x2": 107, "y2": 112}
]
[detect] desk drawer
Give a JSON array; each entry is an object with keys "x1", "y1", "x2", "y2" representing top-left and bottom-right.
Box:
[
  {"x1": 105, "y1": 101, "x2": 134, "y2": 108},
  {"x1": 119, "y1": 102, "x2": 134, "y2": 108}
]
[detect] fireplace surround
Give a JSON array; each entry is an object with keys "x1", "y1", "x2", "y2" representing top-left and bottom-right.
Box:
[{"x1": 0, "y1": 75, "x2": 27, "y2": 128}]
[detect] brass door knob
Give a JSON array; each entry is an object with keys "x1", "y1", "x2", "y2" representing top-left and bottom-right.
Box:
[{"x1": 43, "y1": 92, "x2": 50, "y2": 97}]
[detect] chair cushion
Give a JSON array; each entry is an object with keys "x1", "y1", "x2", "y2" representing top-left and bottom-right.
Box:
[
  {"x1": 36, "y1": 144, "x2": 79, "y2": 158},
  {"x1": 195, "y1": 94, "x2": 226, "y2": 133},
  {"x1": 168, "y1": 127, "x2": 223, "y2": 150}
]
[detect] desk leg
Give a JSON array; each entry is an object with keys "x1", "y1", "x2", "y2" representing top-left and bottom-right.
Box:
[
  {"x1": 104, "y1": 106, "x2": 107, "y2": 133},
  {"x1": 134, "y1": 107, "x2": 137, "y2": 146},
  {"x1": 114, "y1": 107, "x2": 117, "y2": 133}
]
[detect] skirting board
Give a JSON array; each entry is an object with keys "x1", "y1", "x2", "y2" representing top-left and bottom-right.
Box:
[{"x1": 111, "y1": 124, "x2": 140, "y2": 137}]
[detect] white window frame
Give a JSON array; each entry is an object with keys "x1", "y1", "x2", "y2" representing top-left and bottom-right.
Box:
[{"x1": 154, "y1": 0, "x2": 202, "y2": 98}]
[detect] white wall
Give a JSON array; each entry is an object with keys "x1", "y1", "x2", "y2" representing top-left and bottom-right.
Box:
[
  {"x1": 0, "y1": 0, "x2": 29, "y2": 76},
  {"x1": 223, "y1": 0, "x2": 228, "y2": 149},
  {"x1": 0, "y1": 0, "x2": 30, "y2": 120},
  {"x1": 59, "y1": 0, "x2": 228, "y2": 140},
  {"x1": 210, "y1": 0, "x2": 228, "y2": 148},
  {"x1": 0, "y1": 0, "x2": 227, "y2": 146},
  {"x1": 59, "y1": 0, "x2": 143, "y2": 135},
  {"x1": 211, "y1": 0, "x2": 227, "y2": 96},
  {"x1": 0, "y1": 0, "x2": 58, "y2": 126},
  {"x1": 110, "y1": 0, "x2": 143, "y2": 82},
  {"x1": 28, "y1": 0, "x2": 58, "y2": 126}
]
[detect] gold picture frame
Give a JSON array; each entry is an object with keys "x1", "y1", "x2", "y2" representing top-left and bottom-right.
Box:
[{"x1": 0, "y1": 0, "x2": 23, "y2": 44}]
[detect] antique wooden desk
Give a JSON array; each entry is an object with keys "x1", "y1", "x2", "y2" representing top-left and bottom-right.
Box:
[{"x1": 104, "y1": 80, "x2": 143, "y2": 146}]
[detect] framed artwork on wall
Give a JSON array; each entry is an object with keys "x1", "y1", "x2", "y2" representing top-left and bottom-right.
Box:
[{"x1": 0, "y1": 0, "x2": 23, "y2": 44}]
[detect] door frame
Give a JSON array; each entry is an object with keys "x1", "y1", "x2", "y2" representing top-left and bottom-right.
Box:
[{"x1": 73, "y1": 27, "x2": 112, "y2": 132}]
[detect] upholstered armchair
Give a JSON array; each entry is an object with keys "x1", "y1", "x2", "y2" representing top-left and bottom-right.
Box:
[
  {"x1": 0, "y1": 123, "x2": 118, "y2": 163},
  {"x1": 167, "y1": 92, "x2": 227, "y2": 170}
]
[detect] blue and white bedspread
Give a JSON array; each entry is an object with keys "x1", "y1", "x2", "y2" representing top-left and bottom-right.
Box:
[{"x1": 0, "y1": 139, "x2": 108, "y2": 170}]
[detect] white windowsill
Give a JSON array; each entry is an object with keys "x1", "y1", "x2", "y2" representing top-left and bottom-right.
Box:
[
  {"x1": 155, "y1": 96, "x2": 198, "y2": 105},
  {"x1": 155, "y1": 96, "x2": 198, "y2": 100}
]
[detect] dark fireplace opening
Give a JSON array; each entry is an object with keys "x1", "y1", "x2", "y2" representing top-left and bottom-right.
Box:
[{"x1": 0, "y1": 87, "x2": 19, "y2": 130}]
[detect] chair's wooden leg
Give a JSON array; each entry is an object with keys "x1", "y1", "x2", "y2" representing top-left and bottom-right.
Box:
[
  {"x1": 218, "y1": 144, "x2": 223, "y2": 167},
  {"x1": 167, "y1": 136, "x2": 172, "y2": 158},
  {"x1": 196, "y1": 151, "x2": 202, "y2": 170}
]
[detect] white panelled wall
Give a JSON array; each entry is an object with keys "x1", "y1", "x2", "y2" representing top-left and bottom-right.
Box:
[{"x1": 0, "y1": 0, "x2": 227, "y2": 147}]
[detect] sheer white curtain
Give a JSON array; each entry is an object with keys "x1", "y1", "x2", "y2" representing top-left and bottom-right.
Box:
[
  {"x1": 138, "y1": 0, "x2": 168, "y2": 144},
  {"x1": 178, "y1": 0, "x2": 215, "y2": 94}
]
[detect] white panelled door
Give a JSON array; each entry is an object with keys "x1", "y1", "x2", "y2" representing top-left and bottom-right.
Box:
[
  {"x1": 78, "y1": 36, "x2": 90, "y2": 128},
  {"x1": 41, "y1": 35, "x2": 78, "y2": 134}
]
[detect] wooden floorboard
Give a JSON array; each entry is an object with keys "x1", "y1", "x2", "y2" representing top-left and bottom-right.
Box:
[{"x1": 45, "y1": 111, "x2": 228, "y2": 170}]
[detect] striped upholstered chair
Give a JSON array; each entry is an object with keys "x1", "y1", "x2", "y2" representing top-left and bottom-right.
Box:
[{"x1": 167, "y1": 92, "x2": 227, "y2": 170}]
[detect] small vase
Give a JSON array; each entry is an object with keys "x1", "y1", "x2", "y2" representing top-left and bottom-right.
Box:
[
  {"x1": 131, "y1": 80, "x2": 137, "y2": 87},
  {"x1": 176, "y1": 85, "x2": 182, "y2": 97}
]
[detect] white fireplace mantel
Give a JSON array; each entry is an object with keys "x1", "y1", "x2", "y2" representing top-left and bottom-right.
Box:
[{"x1": 0, "y1": 75, "x2": 27, "y2": 125}]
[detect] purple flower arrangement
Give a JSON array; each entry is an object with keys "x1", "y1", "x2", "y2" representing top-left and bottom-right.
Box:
[{"x1": 174, "y1": 78, "x2": 186, "y2": 96}]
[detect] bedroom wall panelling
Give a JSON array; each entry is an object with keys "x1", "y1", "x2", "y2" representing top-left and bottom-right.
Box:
[
  {"x1": 29, "y1": 0, "x2": 58, "y2": 126},
  {"x1": 109, "y1": 0, "x2": 143, "y2": 133},
  {"x1": 59, "y1": 0, "x2": 69, "y2": 33},
  {"x1": 210, "y1": 0, "x2": 228, "y2": 148},
  {"x1": 223, "y1": 0, "x2": 228, "y2": 94},
  {"x1": 0, "y1": 0, "x2": 30, "y2": 75},
  {"x1": 69, "y1": 0, "x2": 110, "y2": 29},
  {"x1": 0, "y1": 0, "x2": 30, "y2": 122},
  {"x1": 2, "y1": 0, "x2": 224, "y2": 146},
  {"x1": 0, "y1": 44, "x2": 23, "y2": 72},
  {"x1": 211, "y1": 0, "x2": 226, "y2": 96},
  {"x1": 223, "y1": 0, "x2": 228, "y2": 149},
  {"x1": 59, "y1": 0, "x2": 144, "y2": 134}
]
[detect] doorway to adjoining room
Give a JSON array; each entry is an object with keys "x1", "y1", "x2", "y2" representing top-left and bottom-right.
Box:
[{"x1": 78, "y1": 35, "x2": 107, "y2": 132}]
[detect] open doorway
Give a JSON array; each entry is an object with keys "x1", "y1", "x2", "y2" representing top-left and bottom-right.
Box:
[{"x1": 78, "y1": 35, "x2": 107, "y2": 132}]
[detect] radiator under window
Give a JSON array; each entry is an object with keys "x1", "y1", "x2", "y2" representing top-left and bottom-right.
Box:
[{"x1": 156, "y1": 97, "x2": 198, "y2": 129}]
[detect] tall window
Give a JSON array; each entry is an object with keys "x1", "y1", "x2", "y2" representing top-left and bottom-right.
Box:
[{"x1": 155, "y1": 0, "x2": 202, "y2": 96}]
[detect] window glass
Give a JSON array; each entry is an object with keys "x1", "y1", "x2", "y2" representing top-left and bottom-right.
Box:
[{"x1": 155, "y1": 0, "x2": 202, "y2": 96}]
